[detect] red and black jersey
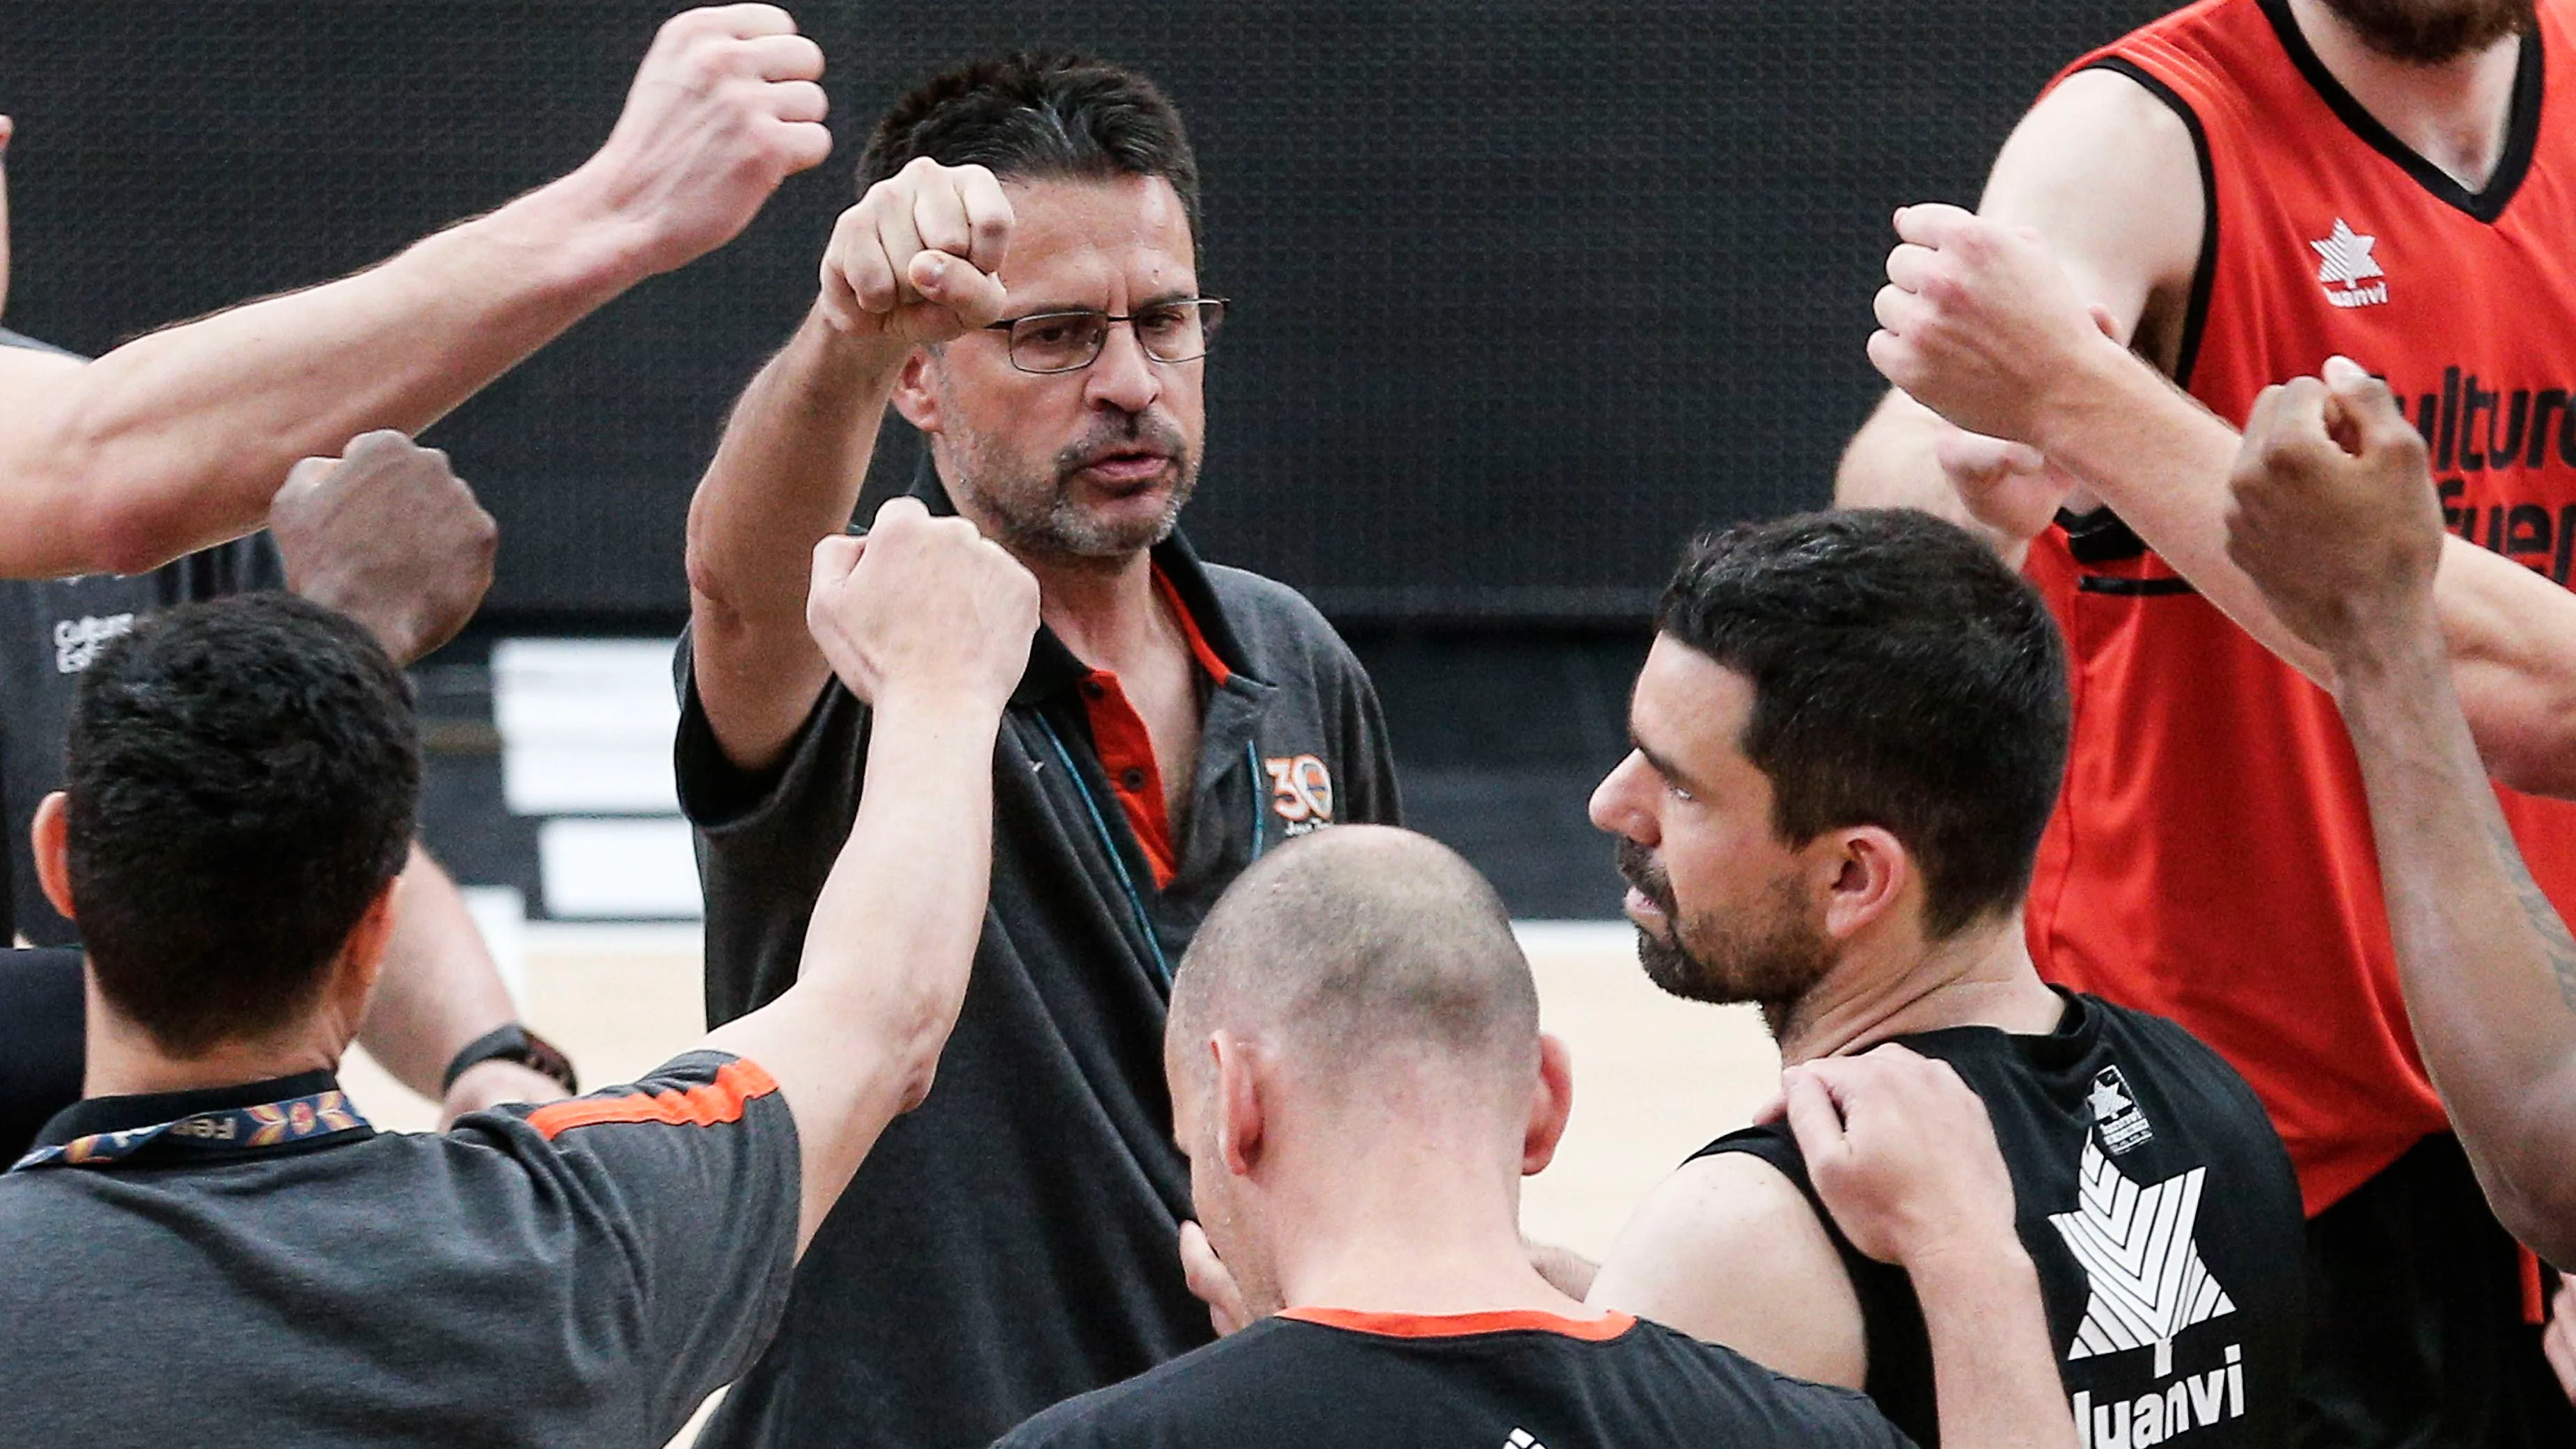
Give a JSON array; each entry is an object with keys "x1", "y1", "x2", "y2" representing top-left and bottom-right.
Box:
[{"x1": 2025, "y1": 0, "x2": 2576, "y2": 1214}]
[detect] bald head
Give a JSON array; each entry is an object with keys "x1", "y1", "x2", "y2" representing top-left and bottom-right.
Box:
[{"x1": 1170, "y1": 826, "x2": 1538, "y2": 1096}]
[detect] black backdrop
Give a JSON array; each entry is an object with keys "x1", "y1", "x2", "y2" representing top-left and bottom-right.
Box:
[{"x1": 1, "y1": 1, "x2": 2172, "y2": 626}]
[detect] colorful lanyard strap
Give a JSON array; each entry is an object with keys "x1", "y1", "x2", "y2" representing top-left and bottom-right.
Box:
[{"x1": 9, "y1": 1088, "x2": 372, "y2": 1173}]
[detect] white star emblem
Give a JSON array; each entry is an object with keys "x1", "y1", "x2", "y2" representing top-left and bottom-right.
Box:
[
  {"x1": 2311, "y1": 219, "x2": 2385, "y2": 290},
  {"x1": 2052, "y1": 1138, "x2": 2236, "y2": 1379},
  {"x1": 2086, "y1": 1077, "x2": 2133, "y2": 1122}
]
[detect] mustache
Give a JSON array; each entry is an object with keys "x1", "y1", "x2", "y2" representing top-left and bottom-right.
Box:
[
  {"x1": 1615, "y1": 838, "x2": 1679, "y2": 918},
  {"x1": 1055, "y1": 409, "x2": 1189, "y2": 473}
]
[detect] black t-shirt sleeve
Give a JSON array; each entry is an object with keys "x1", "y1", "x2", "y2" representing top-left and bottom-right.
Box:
[
  {"x1": 0, "y1": 948, "x2": 86, "y2": 1163},
  {"x1": 670, "y1": 629, "x2": 874, "y2": 1024},
  {"x1": 460, "y1": 1049, "x2": 801, "y2": 1441}
]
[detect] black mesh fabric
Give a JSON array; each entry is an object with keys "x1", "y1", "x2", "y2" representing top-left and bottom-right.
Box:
[{"x1": 0, "y1": 1, "x2": 2174, "y2": 622}]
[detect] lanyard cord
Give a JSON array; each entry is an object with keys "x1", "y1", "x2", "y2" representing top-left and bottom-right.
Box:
[
  {"x1": 1246, "y1": 742, "x2": 1266, "y2": 862},
  {"x1": 1037, "y1": 714, "x2": 1175, "y2": 985}
]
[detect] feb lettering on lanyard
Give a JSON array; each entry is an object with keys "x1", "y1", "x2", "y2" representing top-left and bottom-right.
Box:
[{"x1": 8, "y1": 1089, "x2": 372, "y2": 1173}]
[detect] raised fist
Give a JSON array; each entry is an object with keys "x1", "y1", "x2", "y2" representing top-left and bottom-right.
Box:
[
  {"x1": 815, "y1": 157, "x2": 1015, "y2": 343},
  {"x1": 270, "y1": 430, "x2": 497, "y2": 665},
  {"x1": 2225, "y1": 356, "x2": 2446, "y2": 658},
  {"x1": 1868, "y1": 203, "x2": 2126, "y2": 448},
  {"x1": 577, "y1": 5, "x2": 832, "y2": 276},
  {"x1": 804, "y1": 498, "x2": 1039, "y2": 714}
]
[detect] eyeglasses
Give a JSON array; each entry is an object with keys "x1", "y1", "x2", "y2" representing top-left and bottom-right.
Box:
[{"x1": 981, "y1": 298, "x2": 1228, "y2": 375}]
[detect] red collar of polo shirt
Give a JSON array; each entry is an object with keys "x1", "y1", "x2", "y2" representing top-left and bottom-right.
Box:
[{"x1": 1077, "y1": 565, "x2": 1232, "y2": 889}]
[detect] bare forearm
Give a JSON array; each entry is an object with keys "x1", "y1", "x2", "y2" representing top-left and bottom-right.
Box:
[
  {"x1": 2040, "y1": 350, "x2": 2576, "y2": 792},
  {"x1": 356, "y1": 846, "x2": 519, "y2": 1098},
  {"x1": 684, "y1": 311, "x2": 906, "y2": 766},
  {"x1": 705, "y1": 693, "x2": 1000, "y2": 1247},
  {"x1": 1837, "y1": 394, "x2": 1986, "y2": 524},
  {"x1": 1915, "y1": 1242, "x2": 2076, "y2": 1449},
  {"x1": 2332, "y1": 627, "x2": 2576, "y2": 1260},
  {"x1": 1, "y1": 175, "x2": 647, "y2": 577}
]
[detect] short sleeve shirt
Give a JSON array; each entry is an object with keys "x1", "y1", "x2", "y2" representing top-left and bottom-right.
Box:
[
  {"x1": 0, "y1": 1050, "x2": 800, "y2": 1448},
  {"x1": 680, "y1": 476, "x2": 1403, "y2": 1449},
  {"x1": 996, "y1": 1306, "x2": 1917, "y2": 1449}
]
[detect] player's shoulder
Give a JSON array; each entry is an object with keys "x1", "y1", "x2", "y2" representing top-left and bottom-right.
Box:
[
  {"x1": 994, "y1": 1316, "x2": 1317, "y2": 1447},
  {"x1": 1613, "y1": 1317, "x2": 1914, "y2": 1445},
  {"x1": 1197, "y1": 561, "x2": 1370, "y2": 682}
]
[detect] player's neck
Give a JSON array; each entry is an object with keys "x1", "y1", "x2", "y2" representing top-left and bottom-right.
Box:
[
  {"x1": 82, "y1": 980, "x2": 344, "y2": 1101},
  {"x1": 1770, "y1": 912, "x2": 2064, "y2": 1065},
  {"x1": 1265, "y1": 1136, "x2": 1582, "y2": 1321},
  {"x1": 1022, "y1": 548, "x2": 1174, "y2": 675},
  {"x1": 2291, "y1": 0, "x2": 2527, "y2": 191}
]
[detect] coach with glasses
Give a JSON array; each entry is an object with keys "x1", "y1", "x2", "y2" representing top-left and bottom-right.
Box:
[{"x1": 676, "y1": 53, "x2": 1400, "y2": 1449}]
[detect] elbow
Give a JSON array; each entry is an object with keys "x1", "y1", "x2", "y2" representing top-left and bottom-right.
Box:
[{"x1": 2469, "y1": 707, "x2": 2576, "y2": 801}]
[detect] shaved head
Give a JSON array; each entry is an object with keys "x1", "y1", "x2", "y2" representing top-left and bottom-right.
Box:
[{"x1": 1170, "y1": 826, "x2": 1539, "y2": 1097}]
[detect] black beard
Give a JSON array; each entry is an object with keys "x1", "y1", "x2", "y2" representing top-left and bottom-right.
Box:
[
  {"x1": 2323, "y1": 0, "x2": 2533, "y2": 63},
  {"x1": 1615, "y1": 838, "x2": 1832, "y2": 1014}
]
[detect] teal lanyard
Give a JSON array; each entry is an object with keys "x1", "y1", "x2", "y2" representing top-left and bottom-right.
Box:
[{"x1": 1032, "y1": 719, "x2": 1273, "y2": 987}]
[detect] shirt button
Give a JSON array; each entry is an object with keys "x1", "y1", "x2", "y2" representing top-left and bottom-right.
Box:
[
  {"x1": 1080, "y1": 680, "x2": 1107, "y2": 701},
  {"x1": 1121, "y1": 768, "x2": 1148, "y2": 792}
]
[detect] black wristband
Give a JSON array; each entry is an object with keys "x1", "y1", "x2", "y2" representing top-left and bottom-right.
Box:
[{"x1": 440, "y1": 1023, "x2": 579, "y2": 1097}]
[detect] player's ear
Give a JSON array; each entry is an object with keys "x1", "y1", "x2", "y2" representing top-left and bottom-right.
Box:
[
  {"x1": 888, "y1": 346, "x2": 944, "y2": 432},
  {"x1": 1814, "y1": 824, "x2": 1909, "y2": 944},
  {"x1": 31, "y1": 791, "x2": 74, "y2": 923},
  {"x1": 1521, "y1": 1033, "x2": 1574, "y2": 1176},
  {"x1": 1210, "y1": 1028, "x2": 1266, "y2": 1177},
  {"x1": 327, "y1": 872, "x2": 403, "y2": 1035}
]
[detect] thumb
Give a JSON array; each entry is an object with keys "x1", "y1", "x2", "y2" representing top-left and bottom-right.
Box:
[
  {"x1": 909, "y1": 251, "x2": 1010, "y2": 327},
  {"x1": 2318, "y1": 354, "x2": 2414, "y2": 456},
  {"x1": 810, "y1": 533, "x2": 866, "y2": 593},
  {"x1": 1934, "y1": 428, "x2": 2046, "y2": 482}
]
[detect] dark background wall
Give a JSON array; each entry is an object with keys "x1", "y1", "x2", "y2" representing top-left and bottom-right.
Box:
[{"x1": 1, "y1": 0, "x2": 2172, "y2": 628}]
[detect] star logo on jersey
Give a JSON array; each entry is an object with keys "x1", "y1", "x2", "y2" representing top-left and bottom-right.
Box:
[
  {"x1": 2310, "y1": 219, "x2": 2389, "y2": 308},
  {"x1": 1505, "y1": 1430, "x2": 1549, "y2": 1449},
  {"x1": 2050, "y1": 1136, "x2": 2236, "y2": 1380},
  {"x1": 2085, "y1": 1065, "x2": 2154, "y2": 1155}
]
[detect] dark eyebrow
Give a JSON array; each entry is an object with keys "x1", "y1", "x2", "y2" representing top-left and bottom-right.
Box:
[
  {"x1": 1631, "y1": 735, "x2": 1718, "y2": 800},
  {"x1": 1012, "y1": 290, "x2": 1201, "y2": 319}
]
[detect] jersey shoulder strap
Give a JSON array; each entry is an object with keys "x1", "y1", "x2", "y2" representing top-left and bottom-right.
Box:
[{"x1": 1688, "y1": 1125, "x2": 1940, "y2": 1443}]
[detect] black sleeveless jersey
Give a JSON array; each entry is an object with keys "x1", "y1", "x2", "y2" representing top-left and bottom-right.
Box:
[
  {"x1": 1695, "y1": 990, "x2": 2304, "y2": 1449},
  {"x1": 996, "y1": 1306, "x2": 1915, "y2": 1448}
]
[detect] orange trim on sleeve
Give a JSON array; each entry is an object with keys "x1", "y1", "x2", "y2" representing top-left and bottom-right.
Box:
[
  {"x1": 526, "y1": 1058, "x2": 780, "y2": 1141},
  {"x1": 1280, "y1": 1306, "x2": 1637, "y2": 1342}
]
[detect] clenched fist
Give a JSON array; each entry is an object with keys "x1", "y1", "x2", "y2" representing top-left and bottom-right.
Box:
[
  {"x1": 804, "y1": 498, "x2": 1039, "y2": 714},
  {"x1": 576, "y1": 4, "x2": 833, "y2": 277},
  {"x1": 816, "y1": 157, "x2": 1015, "y2": 343},
  {"x1": 1868, "y1": 203, "x2": 2128, "y2": 450},
  {"x1": 270, "y1": 430, "x2": 496, "y2": 665},
  {"x1": 2224, "y1": 356, "x2": 2447, "y2": 660}
]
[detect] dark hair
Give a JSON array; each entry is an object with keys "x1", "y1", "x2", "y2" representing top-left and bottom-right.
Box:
[
  {"x1": 1656, "y1": 509, "x2": 2070, "y2": 939},
  {"x1": 859, "y1": 53, "x2": 1201, "y2": 244},
  {"x1": 65, "y1": 594, "x2": 420, "y2": 1055}
]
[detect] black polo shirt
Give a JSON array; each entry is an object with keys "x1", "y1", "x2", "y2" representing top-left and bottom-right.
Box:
[
  {"x1": 997, "y1": 1306, "x2": 1917, "y2": 1448},
  {"x1": 0, "y1": 1050, "x2": 799, "y2": 1446},
  {"x1": 1695, "y1": 991, "x2": 2305, "y2": 1449},
  {"x1": 676, "y1": 475, "x2": 1401, "y2": 1449}
]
